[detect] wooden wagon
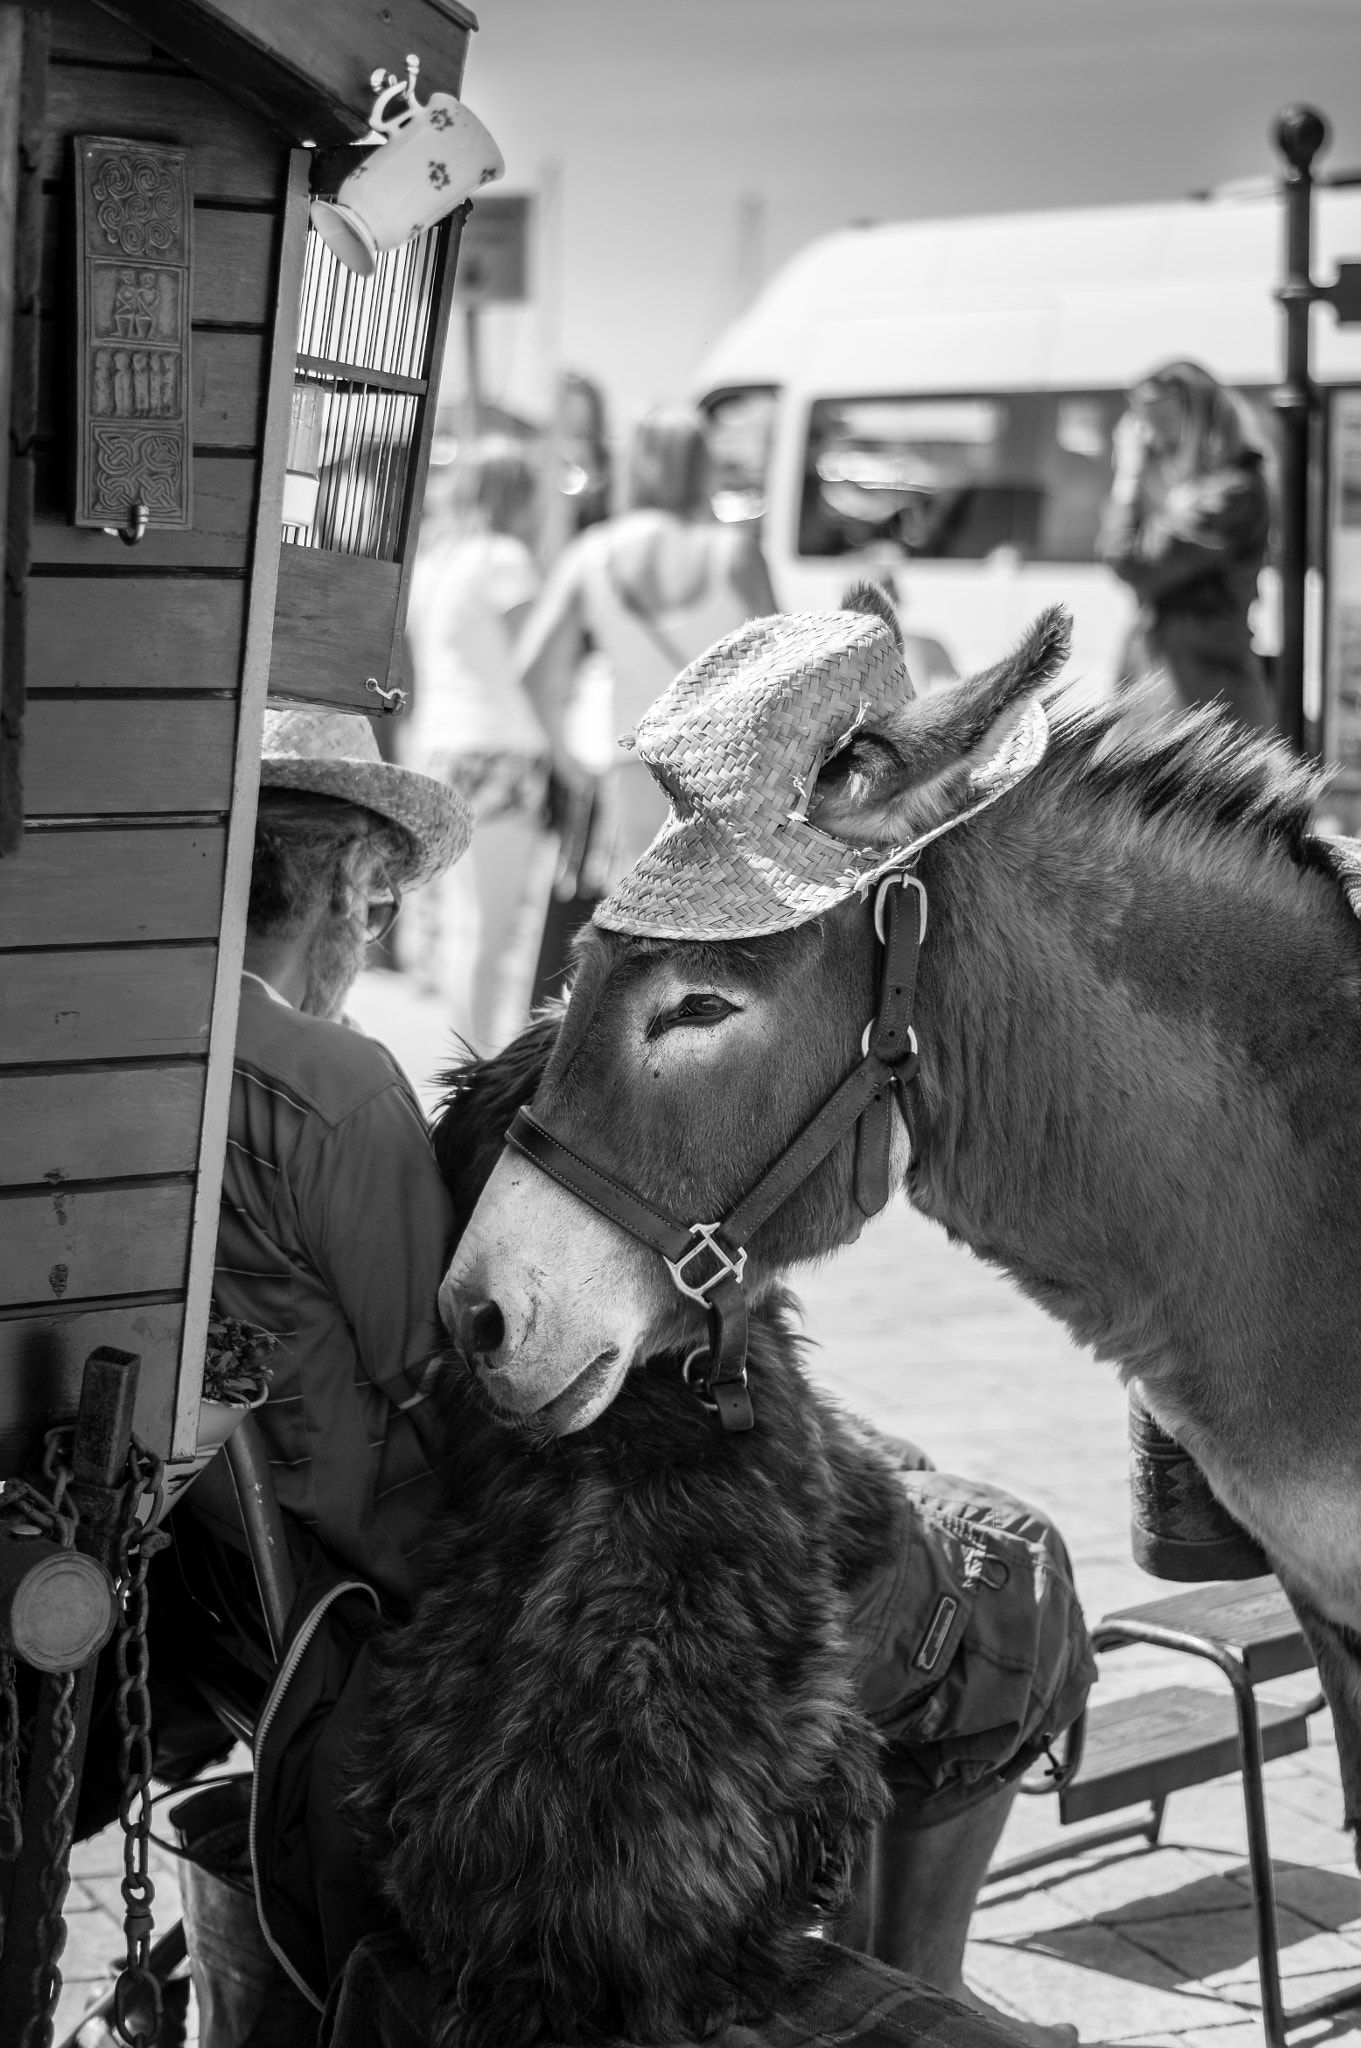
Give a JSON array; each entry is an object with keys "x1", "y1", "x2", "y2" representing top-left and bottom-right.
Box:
[{"x1": 0, "y1": 0, "x2": 481, "y2": 2030}]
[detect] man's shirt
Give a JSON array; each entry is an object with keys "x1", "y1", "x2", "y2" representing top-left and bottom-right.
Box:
[{"x1": 212, "y1": 975, "x2": 456, "y2": 1606}]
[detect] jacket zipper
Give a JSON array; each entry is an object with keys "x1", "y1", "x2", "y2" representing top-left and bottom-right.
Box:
[{"x1": 248, "y1": 1579, "x2": 381, "y2": 2010}]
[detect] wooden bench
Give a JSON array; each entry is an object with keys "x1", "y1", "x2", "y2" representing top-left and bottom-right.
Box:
[{"x1": 987, "y1": 1578, "x2": 1360, "y2": 2048}]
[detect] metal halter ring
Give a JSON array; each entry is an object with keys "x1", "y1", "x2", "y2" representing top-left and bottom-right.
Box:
[
  {"x1": 862, "y1": 1019, "x2": 919, "y2": 1059},
  {"x1": 874, "y1": 870, "x2": 928, "y2": 947},
  {"x1": 664, "y1": 1222, "x2": 748, "y2": 1304},
  {"x1": 681, "y1": 1344, "x2": 721, "y2": 1412}
]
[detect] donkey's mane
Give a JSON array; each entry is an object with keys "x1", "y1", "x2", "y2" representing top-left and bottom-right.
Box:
[{"x1": 1038, "y1": 681, "x2": 1329, "y2": 875}]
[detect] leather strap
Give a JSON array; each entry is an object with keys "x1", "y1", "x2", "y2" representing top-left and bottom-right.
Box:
[
  {"x1": 506, "y1": 1109, "x2": 694, "y2": 1266},
  {"x1": 855, "y1": 874, "x2": 923, "y2": 1214}
]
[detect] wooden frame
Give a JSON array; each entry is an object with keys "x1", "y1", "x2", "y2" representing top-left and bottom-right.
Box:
[
  {"x1": 170, "y1": 148, "x2": 312, "y2": 1460},
  {"x1": 266, "y1": 200, "x2": 464, "y2": 711}
]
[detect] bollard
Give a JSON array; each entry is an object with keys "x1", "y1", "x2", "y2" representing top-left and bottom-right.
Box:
[{"x1": 1129, "y1": 1389, "x2": 1270, "y2": 1581}]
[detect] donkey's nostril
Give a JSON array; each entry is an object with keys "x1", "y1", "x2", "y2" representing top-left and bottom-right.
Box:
[{"x1": 466, "y1": 1300, "x2": 506, "y2": 1358}]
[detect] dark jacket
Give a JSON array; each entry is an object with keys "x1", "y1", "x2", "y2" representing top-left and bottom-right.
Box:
[{"x1": 1097, "y1": 454, "x2": 1272, "y2": 729}]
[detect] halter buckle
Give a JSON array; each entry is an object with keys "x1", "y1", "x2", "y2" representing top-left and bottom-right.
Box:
[
  {"x1": 665, "y1": 1222, "x2": 748, "y2": 1304},
  {"x1": 874, "y1": 870, "x2": 928, "y2": 947}
]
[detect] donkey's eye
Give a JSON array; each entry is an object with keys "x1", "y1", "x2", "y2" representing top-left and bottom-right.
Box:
[{"x1": 648, "y1": 992, "x2": 738, "y2": 1038}]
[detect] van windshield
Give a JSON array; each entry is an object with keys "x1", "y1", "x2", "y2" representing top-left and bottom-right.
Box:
[{"x1": 800, "y1": 392, "x2": 1127, "y2": 562}]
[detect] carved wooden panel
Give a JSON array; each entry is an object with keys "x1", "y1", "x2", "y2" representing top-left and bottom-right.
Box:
[{"x1": 72, "y1": 135, "x2": 193, "y2": 531}]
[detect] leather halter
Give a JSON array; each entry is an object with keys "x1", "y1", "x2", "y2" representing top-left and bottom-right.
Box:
[{"x1": 506, "y1": 870, "x2": 926, "y2": 1433}]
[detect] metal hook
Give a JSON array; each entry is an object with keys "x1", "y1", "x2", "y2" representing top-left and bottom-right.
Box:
[
  {"x1": 103, "y1": 500, "x2": 148, "y2": 547},
  {"x1": 365, "y1": 677, "x2": 408, "y2": 715}
]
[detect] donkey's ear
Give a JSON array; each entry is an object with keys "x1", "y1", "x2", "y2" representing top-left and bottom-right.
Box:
[{"x1": 810, "y1": 606, "x2": 1069, "y2": 848}]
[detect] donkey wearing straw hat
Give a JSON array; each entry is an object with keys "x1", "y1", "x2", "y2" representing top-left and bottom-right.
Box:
[{"x1": 442, "y1": 586, "x2": 1361, "y2": 1847}]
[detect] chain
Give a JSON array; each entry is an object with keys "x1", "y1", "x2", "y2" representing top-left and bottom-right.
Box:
[
  {"x1": 9, "y1": 1431, "x2": 84, "y2": 2048},
  {"x1": 0, "y1": 1434, "x2": 82, "y2": 1875},
  {"x1": 111, "y1": 1444, "x2": 169, "y2": 2048},
  {"x1": 18, "y1": 1668, "x2": 77, "y2": 2048}
]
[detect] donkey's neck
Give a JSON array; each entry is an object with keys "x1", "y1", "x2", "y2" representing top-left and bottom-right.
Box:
[{"x1": 908, "y1": 762, "x2": 1361, "y2": 1466}]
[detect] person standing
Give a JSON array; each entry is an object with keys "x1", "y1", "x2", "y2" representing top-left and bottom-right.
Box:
[
  {"x1": 403, "y1": 437, "x2": 555, "y2": 1049},
  {"x1": 518, "y1": 405, "x2": 778, "y2": 877},
  {"x1": 1097, "y1": 358, "x2": 1273, "y2": 729}
]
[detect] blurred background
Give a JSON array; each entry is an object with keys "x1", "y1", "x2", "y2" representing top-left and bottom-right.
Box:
[{"x1": 455, "y1": 0, "x2": 1361, "y2": 424}]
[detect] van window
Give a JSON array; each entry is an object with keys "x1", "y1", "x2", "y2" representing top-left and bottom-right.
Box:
[
  {"x1": 700, "y1": 386, "x2": 778, "y2": 524},
  {"x1": 799, "y1": 392, "x2": 1128, "y2": 562}
]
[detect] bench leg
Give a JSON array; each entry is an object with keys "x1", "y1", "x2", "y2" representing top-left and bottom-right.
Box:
[{"x1": 1231, "y1": 1680, "x2": 1288, "y2": 2048}]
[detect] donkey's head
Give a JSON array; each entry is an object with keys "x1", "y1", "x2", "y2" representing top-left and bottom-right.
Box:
[{"x1": 443, "y1": 596, "x2": 1070, "y2": 1432}]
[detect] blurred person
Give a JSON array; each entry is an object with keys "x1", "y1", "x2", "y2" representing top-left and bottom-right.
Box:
[
  {"x1": 404, "y1": 436, "x2": 559, "y2": 1049},
  {"x1": 1097, "y1": 359, "x2": 1272, "y2": 729},
  {"x1": 518, "y1": 403, "x2": 778, "y2": 876},
  {"x1": 557, "y1": 369, "x2": 612, "y2": 535}
]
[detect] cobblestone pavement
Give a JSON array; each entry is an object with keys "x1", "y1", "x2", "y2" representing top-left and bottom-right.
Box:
[{"x1": 50, "y1": 973, "x2": 1361, "y2": 2044}]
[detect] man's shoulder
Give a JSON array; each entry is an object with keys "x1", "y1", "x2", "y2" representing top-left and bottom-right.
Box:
[{"x1": 234, "y1": 983, "x2": 412, "y2": 1134}]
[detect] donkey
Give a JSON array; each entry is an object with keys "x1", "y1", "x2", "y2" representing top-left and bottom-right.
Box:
[
  {"x1": 348, "y1": 1018, "x2": 901, "y2": 2048},
  {"x1": 442, "y1": 592, "x2": 1361, "y2": 1843}
]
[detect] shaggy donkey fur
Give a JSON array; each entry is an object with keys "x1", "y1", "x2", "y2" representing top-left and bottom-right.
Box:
[{"x1": 348, "y1": 1017, "x2": 896, "y2": 2048}]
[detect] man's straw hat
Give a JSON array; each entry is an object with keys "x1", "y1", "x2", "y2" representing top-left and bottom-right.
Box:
[
  {"x1": 595, "y1": 597, "x2": 1048, "y2": 942},
  {"x1": 260, "y1": 705, "x2": 471, "y2": 886}
]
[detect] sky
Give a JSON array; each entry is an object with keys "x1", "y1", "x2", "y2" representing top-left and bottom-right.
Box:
[{"x1": 452, "y1": 0, "x2": 1361, "y2": 431}]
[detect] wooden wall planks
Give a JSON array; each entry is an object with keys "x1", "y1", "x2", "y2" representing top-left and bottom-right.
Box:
[
  {"x1": 0, "y1": 1296, "x2": 181, "y2": 1477},
  {"x1": 25, "y1": 697, "x2": 237, "y2": 813},
  {"x1": 45, "y1": 0, "x2": 178, "y2": 69},
  {"x1": 268, "y1": 545, "x2": 403, "y2": 706},
  {"x1": 0, "y1": 1177, "x2": 193, "y2": 1306},
  {"x1": 42, "y1": 65, "x2": 285, "y2": 203},
  {"x1": 0, "y1": 824, "x2": 225, "y2": 946},
  {"x1": 189, "y1": 206, "x2": 279, "y2": 328},
  {"x1": 27, "y1": 577, "x2": 245, "y2": 690},
  {"x1": 31, "y1": 451, "x2": 255, "y2": 567},
  {"x1": 2, "y1": 946, "x2": 217, "y2": 1061},
  {"x1": 0, "y1": 1063, "x2": 205, "y2": 1186}
]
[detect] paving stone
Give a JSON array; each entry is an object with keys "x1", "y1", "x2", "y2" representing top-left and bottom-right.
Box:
[
  {"x1": 963, "y1": 1926, "x2": 1243, "y2": 2035},
  {"x1": 1047, "y1": 1849, "x2": 1248, "y2": 1926}
]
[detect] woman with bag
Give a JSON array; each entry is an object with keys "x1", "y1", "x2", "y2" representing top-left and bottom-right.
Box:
[
  {"x1": 518, "y1": 405, "x2": 778, "y2": 876},
  {"x1": 1097, "y1": 358, "x2": 1273, "y2": 730}
]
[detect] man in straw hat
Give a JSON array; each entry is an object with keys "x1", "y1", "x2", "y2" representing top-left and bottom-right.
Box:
[
  {"x1": 210, "y1": 707, "x2": 470, "y2": 1597},
  {"x1": 128, "y1": 710, "x2": 472, "y2": 1784},
  {"x1": 72, "y1": 710, "x2": 472, "y2": 2027}
]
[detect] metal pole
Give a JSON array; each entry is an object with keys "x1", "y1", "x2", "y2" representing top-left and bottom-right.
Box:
[{"x1": 1272, "y1": 105, "x2": 1329, "y2": 756}]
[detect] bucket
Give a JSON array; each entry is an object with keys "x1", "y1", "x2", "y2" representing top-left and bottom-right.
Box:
[
  {"x1": 1128, "y1": 1390, "x2": 1270, "y2": 1581},
  {"x1": 169, "y1": 1777, "x2": 316, "y2": 2048}
]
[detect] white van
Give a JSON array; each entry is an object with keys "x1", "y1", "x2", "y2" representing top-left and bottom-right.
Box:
[{"x1": 691, "y1": 192, "x2": 1361, "y2": 693}]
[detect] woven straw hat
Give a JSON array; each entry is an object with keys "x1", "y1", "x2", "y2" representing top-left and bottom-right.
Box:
[
  {"x1": 595, "y1": 604, "x2": 1048, "y2": 941},
  {"x1": 260, "y1": 705, "x2": 471, "y2": 887}
]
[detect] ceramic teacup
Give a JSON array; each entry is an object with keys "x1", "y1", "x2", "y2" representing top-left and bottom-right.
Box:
[{"x1": 312, "y1": 86, "x2": 504, "y2": 278}]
